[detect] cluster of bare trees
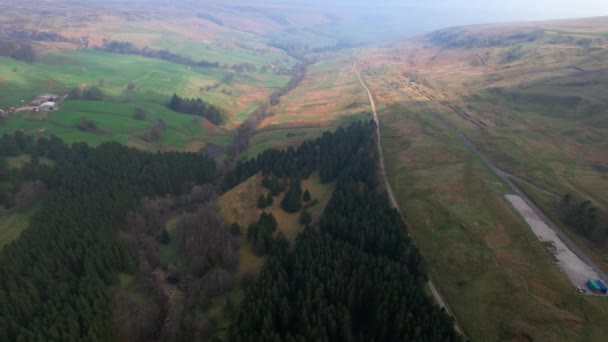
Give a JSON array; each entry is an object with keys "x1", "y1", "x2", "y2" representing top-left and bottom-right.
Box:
[
  {"x1": 115, "y1": 184, "x2": 240, "y2": 341},
  {"x1": 142, "y1": 119, "x2": 167, "y2": 142}
]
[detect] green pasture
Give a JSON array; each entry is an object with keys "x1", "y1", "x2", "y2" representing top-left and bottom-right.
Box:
[
  {"x1": 150, "y1": 33, "x2": 296, "y2": 68},
  {"x1": 0, "y1": 100, "x2": 216, "y2": 150},
  {"x1": 242, "y1": 126, "x2": 329, "y2": 161},
  {"x1": 0, "y1": 49, "x2": 291, "y2": 128}
]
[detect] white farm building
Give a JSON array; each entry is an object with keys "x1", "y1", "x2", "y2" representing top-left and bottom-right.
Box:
[{"x1": 39, "y1": 101, "x2": 56, "y2": 111}]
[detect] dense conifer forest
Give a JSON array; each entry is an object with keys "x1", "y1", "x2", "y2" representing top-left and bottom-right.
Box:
[
  {"x1": 0, "y1": 132, "x2": 216, "y2": 341},
  {"x1": 0, "y1": 121, "x2": 458, "y2": 341},
  {"x1": 228, "y1": 121, "x2": 459, "y2": 341}
]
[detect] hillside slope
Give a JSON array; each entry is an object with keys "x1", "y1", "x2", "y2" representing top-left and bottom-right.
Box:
[
  {"x1": 363, "y1": 15, "x2": 608, "y2": 245},
  {"x1": 354, "y1": 16, "x2": 608, "y2": 341}
]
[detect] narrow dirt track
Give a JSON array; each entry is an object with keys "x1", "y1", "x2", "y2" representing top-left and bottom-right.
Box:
[{"x1": 353, "y1": 63, "x2": 465, "y2": 337}]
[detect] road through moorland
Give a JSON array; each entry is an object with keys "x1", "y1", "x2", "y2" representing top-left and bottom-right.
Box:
[
  {"x1": 371, "y1": 72, "x2": 608, "y2": 285},
  {"x1": 353, "y1": 63, "x2": 465, "y2": 337}
]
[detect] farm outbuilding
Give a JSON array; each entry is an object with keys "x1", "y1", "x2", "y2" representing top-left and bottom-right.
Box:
[
  {"x1": 30, "y1": 94, "x2": 59, "y2": 106},
  {"x1": 39, "y1": 101, "x2": 55, "y2": 111}
]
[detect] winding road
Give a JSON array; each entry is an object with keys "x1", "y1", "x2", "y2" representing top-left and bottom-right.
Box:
[{"x1": 353, "y1": 63, "x2": 465, "y2": 336}]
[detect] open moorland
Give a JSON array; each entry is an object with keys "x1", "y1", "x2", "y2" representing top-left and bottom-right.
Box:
[
  {"x1": 242, "y1": 54, "x2": 372, "y2": 158},
  {"x1": 351, "y1": 16, "x2": 608, "y2": 340}
]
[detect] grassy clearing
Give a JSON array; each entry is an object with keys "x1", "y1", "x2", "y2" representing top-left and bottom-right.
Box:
[
  {"x1": 159, "y1": 217, "x2": 181, "y2": 266},
  {"x1": 6, "y1": 154, "x2": 53, "y2": 169},
  {"x1": 218, "y1": 172, "x2": 332, "y2": 275},
  {"x1": 241, "y1": 127, "x2": 328, "y2": 161},
  {"x1": 380, "y1": 104, "x2": 608, "y2": 341},
  {"x1": 0, "y1": 206, "x2": 37, "y2": 250},
  {"x1": 7, "y1": 155, "x2": 31, "y2": 169},
  {"x1": 114, "y1": 273, "x2": 147, "y2": 305},
  {"x1": 205, "y1": 288, "x2": 245, "y2": 339}
]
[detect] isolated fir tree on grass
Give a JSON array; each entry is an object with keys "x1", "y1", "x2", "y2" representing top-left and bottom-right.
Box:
[
  {"x1": 257, "y1": 194, "x2": 268, "y2": 209},
  {"x1": 269, "y1": 176, "x2": 283, "y2": 196},
  {"x1": 257, "y1": 193, "x2": 274, "y2": 209},
  {"x1": 302, "y1": 189, "x2": 311, "y2": 202}
]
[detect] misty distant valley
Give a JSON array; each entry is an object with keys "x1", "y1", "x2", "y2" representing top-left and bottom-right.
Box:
[{"x1": 1, "y1": 1, "x2": 608, "y2": 341}]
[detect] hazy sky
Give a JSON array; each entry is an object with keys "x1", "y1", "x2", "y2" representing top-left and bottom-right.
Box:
[
  {"x1": 418, "y1": 0, "x2": 608, "y2": 20},
  {"x1": 301, "y1": 0, "x2": 608, "y2": 22}
]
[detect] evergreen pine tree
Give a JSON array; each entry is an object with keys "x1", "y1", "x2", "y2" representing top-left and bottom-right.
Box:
[
  {"x1": 303, "y1": 189, "x2": 311, "y2": 202},
  {"x1": 257, "y1": 194, "x2": 268, "y2": 209},
  {"x1": 169, "y1": 93, "x2": 181, "y2": 111},
  {"x1": 270, "y1": 177, "x2": 282, "y2": 196}
]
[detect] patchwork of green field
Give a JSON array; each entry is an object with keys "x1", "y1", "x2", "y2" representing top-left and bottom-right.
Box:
[
  {"x1": 149, "y1": 33, "x2": 297, "y2": 68},
  {"x1": 0, "y1": 57, "x2": 68, "y2": 107},
  {"x1": 0, "y1": 100, "x2": 225, "y2": 151},
  {"x1": 0, "y1": 47, "x2": 298, "y2": 152},
  {"x1": 0, "y1": 49, "x2": 290, "y2": 117},
  {"x1": 380, "y1": 103, "x2": 608, "y2": 341},
  {"x1": 0, "y1": 52, "x2": 222, "y2": 103}
]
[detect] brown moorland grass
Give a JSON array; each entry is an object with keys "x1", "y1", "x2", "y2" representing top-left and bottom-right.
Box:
[
  {"x1": 352, "y1": 19, "x2": 608, "y2": 336},
  {"x1": 356, "y1": 16, "x2": 608, "y2": 230},
  {"x1": 379, "y1": 103, "x2": 608, "y2": 341},
  {"x1": 259, "y1": 56, "x2": 370, "y2": 129}
]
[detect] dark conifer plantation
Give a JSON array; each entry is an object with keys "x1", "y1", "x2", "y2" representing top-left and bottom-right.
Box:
[
  {"x1": 229, "y1": 121, "x2": 460, "y2": 341},
  {"x1": 0, "y1": 121, "x2": 458, "y2": 341},
  {"x1": 168, "y1": 93, "x2": 226, "y2": 125},
  {"x1": 0, "y1": 132, "x2": 215, "y2": 341}
]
